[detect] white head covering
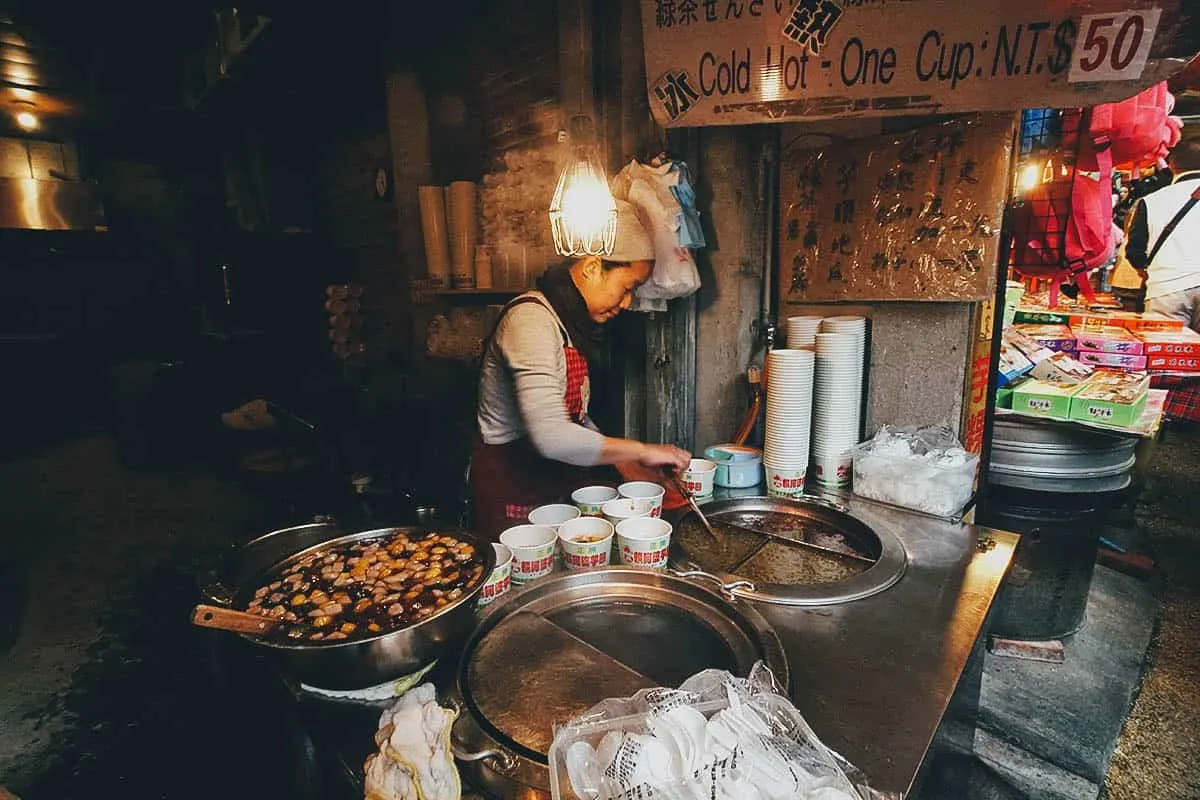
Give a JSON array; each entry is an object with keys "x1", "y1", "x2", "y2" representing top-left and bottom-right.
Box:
[{"x1": 605, "y1": 199, "x2": 655, "y2": 263}]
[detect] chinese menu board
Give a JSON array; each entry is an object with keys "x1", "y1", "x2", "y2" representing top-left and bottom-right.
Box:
[
  {"x1": 779, "y1": 114, "x2": 1014, "y2": 303},
  {"x1": 640, "y1": 0, "x2": 1198, "y2": 127}
]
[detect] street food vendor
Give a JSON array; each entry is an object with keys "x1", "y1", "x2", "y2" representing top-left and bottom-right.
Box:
[
  {"x1": 471, "y1": 199, "x2": 691, "y2": 540},
  {"x1": 1126, "y1": 138, "x2": 1200, "y2": 331}
]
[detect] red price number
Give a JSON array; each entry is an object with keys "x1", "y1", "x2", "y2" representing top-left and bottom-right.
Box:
[{"x1": 1069, "y1": 9, "x2": 1161, "y2": 83}]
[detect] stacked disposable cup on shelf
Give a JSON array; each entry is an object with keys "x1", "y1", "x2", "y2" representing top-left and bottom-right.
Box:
[
  {"x1": 762, "y1": 348, "x2": 814, "y2": 497},
  {"x1": 786, "y1": 315, "x2": 824, "y2": 349},
  {"x1": 819, "y1": 316, "x2": 867, "y2": 435},
  {"x1": 812, "y1": 330, "x2": 864, "y2": 486}
]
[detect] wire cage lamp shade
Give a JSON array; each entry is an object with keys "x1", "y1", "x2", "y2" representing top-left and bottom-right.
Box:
[{"x1": 549, "y1": 115, "x2": 617, "y2": 258}]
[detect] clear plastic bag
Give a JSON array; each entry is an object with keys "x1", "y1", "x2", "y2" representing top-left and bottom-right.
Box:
[
  {"x1": 548, "y1": 663, "x2": 899, "y2": 800},
  {"x1": 850, "y1": 425, "x2": 979, "y2": 518},
  {"x1": 610, "y1": 159, "x2": 701, "y2": 311}
]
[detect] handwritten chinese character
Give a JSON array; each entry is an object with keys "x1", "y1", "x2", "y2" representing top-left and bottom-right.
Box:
[
  {"x1": 897, "y1": 170, "x2": 916, "y2": 192},
  {"x1": 892, "y1": 253, "x2": 909, "y2": 271},
  {"x1": 921, "y1": 194, "x2": 944, "y2": 220},
  {"x1": 837, "y1": 161, "x2": 857, "y2": 194},
  {"x1": 804, "y1": 220, "x2": 820, "y2": 249},
  {"x1": 870, "y1": 252, "x2": 888, "y2": 272},
  {"x1": 797, "y1": 158, "x2": 823, "y2": 190},
  {"x1": 677, "y1": 0, "x2": 700, "y2": 24},
  {"x1": 829, "y1": 261, "x2": 844, "y2": 281},
  {"x1": 934, "y1": 129, "x2": 965, "y2": 157},
  {"x1": 912, "y1": 225, "x2": 943, "y2": 243},
  {"x1": 791, "y1": 253, "x2": 809, "y2": 292},
  {"x1": 831, "y1": 233, "x2": 852, "y2": 255},
  {"x1": 878, "y1": 170, "x2": 897, "y2": 192},
  {"x1": 875, "y1": 203, "x2": 913, "y2": 224},
  {"x1": 787, "y1": 218, "x2": 801, "y2": 240},
  {"x1": 656, "y1": 0, "x2": 677, "y2": 27},
  {"x1": 796, "y1": 186, "x2": 816, "y2": 210},
  {"x1": 726, "y1": 0, "x2": 745, "y2": 18},
  {"x1": 958, "y1": 160, "x2": 980, "y2": 184},
  {"x1": 961, "y1": 249, "x2": 985, "y2": 272},
  {"x1": 782, "y1": 0, "x2": 843, "y2": 55},
  {"x1": 833, "y1": 199, "x2": 856, "y2": 223},
  {"x1": 899, "y1": 136, "x2": 923, "y2": 164}
]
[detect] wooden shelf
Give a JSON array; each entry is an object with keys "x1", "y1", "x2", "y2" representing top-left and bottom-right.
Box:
[{"x1": 433, "y1": 288, "x2": 524, "y2": 296}]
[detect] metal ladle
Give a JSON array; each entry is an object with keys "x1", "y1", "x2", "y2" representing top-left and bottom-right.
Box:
[{"x1": 668, "y1": 472, "x2": 721, "y2": 544}]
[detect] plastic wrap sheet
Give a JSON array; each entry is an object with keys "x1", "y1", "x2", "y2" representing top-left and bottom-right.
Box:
[
  {"x1": 548, "y1": 663, "x2": 898, "y2": 800},
  {"x1": 779, "y1": 115, "x2": 1013, "y2": 303}
]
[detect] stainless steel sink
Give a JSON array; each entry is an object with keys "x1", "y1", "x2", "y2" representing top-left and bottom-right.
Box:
[{"x1": 670, "y1": 495, "x2": 908, "y2": 606}]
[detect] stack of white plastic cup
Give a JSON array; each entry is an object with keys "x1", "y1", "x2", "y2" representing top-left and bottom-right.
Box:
[
  {"x1": 812, "y1": 332, "x2": 862, "y2": 486},
  {"x1": 786, "y1": 315, "x2": 824, "y2": 349},
  {"x1": 820, "y1": 316, "x2": 868, "y2": 434},
  {"x1": 762, "y1": 348, "x2": 814, "y2": 497}
]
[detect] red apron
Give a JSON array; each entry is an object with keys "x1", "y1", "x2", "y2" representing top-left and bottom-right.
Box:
[{"x1": 471, "y1": 297, "x2": 615, "y2": 541}]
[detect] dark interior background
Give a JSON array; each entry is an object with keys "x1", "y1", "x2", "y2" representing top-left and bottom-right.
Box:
[{"x1": 0, "y1": 0, "x2": 564, "y2": 519}]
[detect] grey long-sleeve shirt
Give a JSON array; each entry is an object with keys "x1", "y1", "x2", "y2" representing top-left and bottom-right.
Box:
[{"x1": 476, "y1": 293, "x2": 605, "y2": 466}]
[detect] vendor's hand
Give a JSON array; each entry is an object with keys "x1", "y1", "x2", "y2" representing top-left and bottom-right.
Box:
[{"x1": 637, "y1": 443, "x2": 691, "y2": 475}]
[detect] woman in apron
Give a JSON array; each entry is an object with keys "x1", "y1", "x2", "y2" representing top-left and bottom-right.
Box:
[{"x1": 471, "y1": 200, "x2": 691, "y2": 540}]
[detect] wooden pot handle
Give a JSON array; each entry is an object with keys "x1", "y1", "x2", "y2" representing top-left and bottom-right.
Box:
[{"x1": 191, "y1": 604, "x2": 280, "y2": 636}]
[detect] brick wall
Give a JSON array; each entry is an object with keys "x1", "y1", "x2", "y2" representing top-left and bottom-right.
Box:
[
  {"x1": 423, "y1": 0, "x2": 564, "y2": 291},
  {"x1": 313, "y1": 123, "x2": 406, "y2": 357}
]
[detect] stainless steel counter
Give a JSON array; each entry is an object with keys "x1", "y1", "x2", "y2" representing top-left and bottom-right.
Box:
[
  {"x1": 684, "y1": 487, "x2": 1018, "y2": 797},
  {"x1": 271, "y1": 488, "x2": 1017, "y2": 800}
]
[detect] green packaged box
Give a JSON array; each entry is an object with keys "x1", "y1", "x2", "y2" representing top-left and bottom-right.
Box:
[
  {"x1": 996, "y1": 376, "x2": 1030, "y2": 410},
  {"x1": 1068, "y1": 371, "x2": 1150, "y2": 428},
  {"x1": 1014, "y1": 307, "x2": 1072, "y2": 325},
  {"x1": 1012, "y1": 378, "x2": 1086, "y2": 420}
]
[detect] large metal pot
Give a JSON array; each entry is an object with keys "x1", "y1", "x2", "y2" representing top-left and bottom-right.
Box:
[{"x1": 200, "y1": 525, "x2": 495, "y2": 690}]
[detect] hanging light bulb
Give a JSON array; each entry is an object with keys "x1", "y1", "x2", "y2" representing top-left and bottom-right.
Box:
[
  {"x1": 549, "y1": 114, "x2": 617, "y2": 258},
  {"x1": 1018, "y1": 163, "x2": 1040, "y2": 192}
]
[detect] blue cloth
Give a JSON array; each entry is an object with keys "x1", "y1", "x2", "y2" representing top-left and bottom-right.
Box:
[{"x1": 669, "y1": 161, "x2": 706, "y2": 249}]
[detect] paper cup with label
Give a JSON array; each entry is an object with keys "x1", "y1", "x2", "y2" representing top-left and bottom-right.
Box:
[
  {"x1": 618, "y1": 481, "x2": 666, "y2": 518},
  {"x1": 498, "y1": 524, "x2": 557, "y2": 583},
  {"x1": 477, "y1": 543, "x2": 513, "y2": 607},
  {"x1": 602, "y1": 497, "x2": 649, "y2": 527},
  {"x1": 681, "y1": 458, "x2": 717, "y2": 498},
  {"x1": 764, "y1": 462, "x2": 807, "y2": 497},
  {"x1": 528, "y1": 503, "x2": 581, "y2": 531},
  {"x1": 813, "y1": 452, "x2": 853, "y2": 486},
  {"x1": 558, "y1": 517, "x2": 614, "y2": 570},
  {"x1": 571, "y1": 485, "x2": 619, "y2": 517},
  {"x1": 616, "y1": 517, "x2": 673, "y2": 571}
]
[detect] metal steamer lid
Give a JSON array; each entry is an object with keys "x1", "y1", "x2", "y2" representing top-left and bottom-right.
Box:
[
  {"x1": 450, "y1": 569, "x2": 788, "y2": 793},
  {"x1": 669, "y1": 496, "x2": 908, "y2": 606}
]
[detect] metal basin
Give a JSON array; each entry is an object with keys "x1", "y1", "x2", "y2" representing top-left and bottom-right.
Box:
[
  {"x1": 449, "y1": 568, "x2": 788, "y2": 799},
  {"x1": 670, "y1": 496, "x2": 907, "y2": 606},
  {"x1": 989, "y1": 417, "x2": 1136, "y2": 493}
]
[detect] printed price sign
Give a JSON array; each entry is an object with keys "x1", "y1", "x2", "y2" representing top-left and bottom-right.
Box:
[{"x1": 1069, "y1": 8, "x2": 1162, "y2": 83}]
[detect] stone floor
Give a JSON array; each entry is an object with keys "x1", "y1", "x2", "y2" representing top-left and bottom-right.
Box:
[{"x1": 0, "y1": 427, "x2": 1197, "y2": 799}]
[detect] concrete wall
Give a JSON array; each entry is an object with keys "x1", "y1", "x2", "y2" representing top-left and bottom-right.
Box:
[
  {"x1": 692, "y1": 127, "x2": 772, "y2": 452},
  {"x1": 780, "y1": 301, "x2": 975, "y2": 437}
]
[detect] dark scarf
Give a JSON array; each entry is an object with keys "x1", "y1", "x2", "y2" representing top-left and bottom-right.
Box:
[{"x1": 536, "y1": 263, "x2": 605, "y2": 367}]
